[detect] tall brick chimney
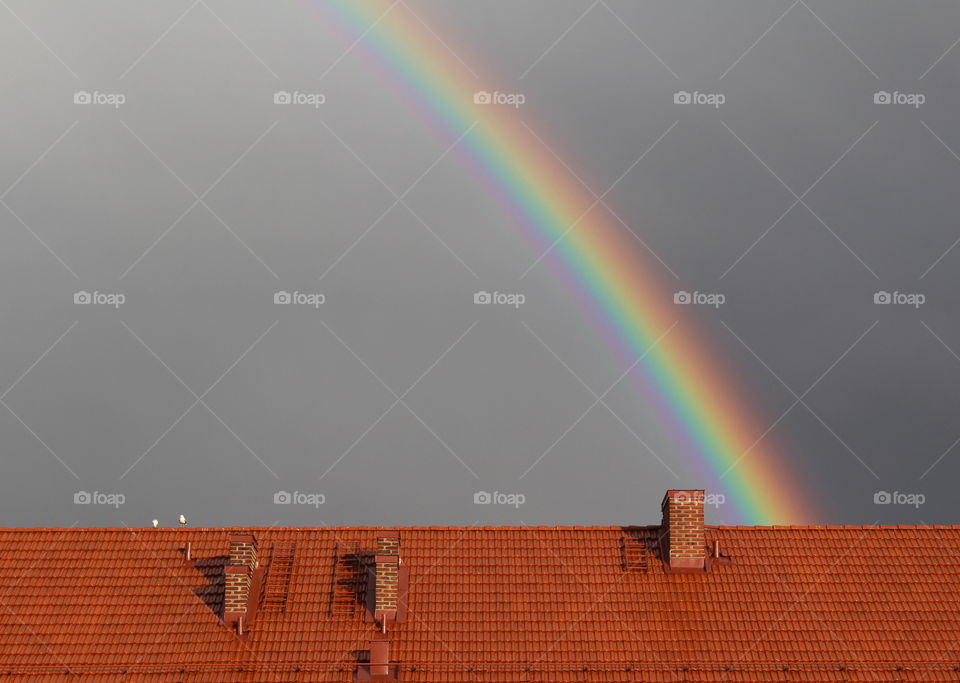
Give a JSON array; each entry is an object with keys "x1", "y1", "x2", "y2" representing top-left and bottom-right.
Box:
[
  {"x1": 224, "y1": 533, "x2": 258, "y2": 630},
  {"x1": 374, "y1": 531, "x2": 400, "y2": 624},
  {"x1": 660, "y1": 490, "x2": 706, "y2": 573}
]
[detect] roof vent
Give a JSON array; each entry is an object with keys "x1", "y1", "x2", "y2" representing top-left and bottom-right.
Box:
[
  {"x1": 358, "y1": 633, "x2": 394, "y2": 681},
  {"x1": 370, "y1": 633, "x2": 391, "y2": 677}
]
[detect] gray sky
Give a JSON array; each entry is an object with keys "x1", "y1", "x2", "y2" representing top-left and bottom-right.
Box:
[{"x1": 1, "y1": 0, "x2": 959, "y2": 527}]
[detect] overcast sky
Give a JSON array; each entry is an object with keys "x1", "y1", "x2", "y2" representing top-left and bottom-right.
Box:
[{"x1": 1, "y1": 0, "x2": 960, "y2": 527}]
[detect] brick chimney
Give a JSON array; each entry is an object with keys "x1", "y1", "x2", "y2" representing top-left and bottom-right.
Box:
[
  {"x1": 374, "y1": 531, "x2": 400, "y2": 623},
  {"x1": 229, "y1": 533, "x2": 258, "y2": 569},
  {"x1": 660, "y1": 490, "x2": 706, "y2": 573},
  {"x1": 224, "y1": 533, "x2": 258, "y2": 629}
]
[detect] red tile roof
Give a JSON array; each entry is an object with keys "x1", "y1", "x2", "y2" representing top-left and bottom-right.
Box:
[{"x1": 1, "y1": 525, "x2": 960, "y2": 682}]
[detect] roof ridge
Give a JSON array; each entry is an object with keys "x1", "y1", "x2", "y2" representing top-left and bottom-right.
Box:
[
  {"x1": 709, "y1": 524, "x2": 960, "y2": 530},
  {"x1": 1, "y1": 523, "x2": 960, "y2": 531},
  {"x1": 0, "y1": 525, "x2": 638, "y2": 532}
]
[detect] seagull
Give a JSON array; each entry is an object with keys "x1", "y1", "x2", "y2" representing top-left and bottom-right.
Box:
[
  {"x1": 152, "y1": 519, "x2": 159, "y2": 528},
  {"x1": 179, "y1": 514, "x2": 187, "y2": 527}
]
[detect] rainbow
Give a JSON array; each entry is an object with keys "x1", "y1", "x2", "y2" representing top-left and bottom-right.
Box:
[{"x1": 317, "y1": 0, "x2": 813, "y2": 524}]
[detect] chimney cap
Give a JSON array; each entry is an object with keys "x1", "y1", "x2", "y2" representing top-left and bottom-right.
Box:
[
  {"x1": 662, "y1": 489, "x2": 705, "y2": 505},
  {"x1": 229, "y1": 533, "x2": 258, "y2": 545}
]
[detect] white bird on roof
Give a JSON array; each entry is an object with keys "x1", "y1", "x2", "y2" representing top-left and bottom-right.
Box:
[
  {"x1": 152, "y1": 519, "x2": 159, "y2": 528},
  {"x1": 179, "y1": 514, "x2": 187, "y2": 527}
]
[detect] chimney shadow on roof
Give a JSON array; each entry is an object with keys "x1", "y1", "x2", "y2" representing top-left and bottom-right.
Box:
[
  {"x1": 189, "y1": 553, "x2": 230, "y2": 619},
  {"x1": 331, "y1": 549, "x2": 373, "y2": 616},
  {"x1": 355, "y1": 551, "x2": 375, "y2": 605},
  {"x1": 619, "y1": 526, "x2": 661, "y2": 573},
  {"x1": 349, "y1": 649, "x2": 368, "y2": 680}
]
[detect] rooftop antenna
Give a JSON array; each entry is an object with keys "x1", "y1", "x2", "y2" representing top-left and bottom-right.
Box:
[
  {"x1": 152, "y1": 519, "x2": 159, "y2": 528},
  {"x1": 179, "y1": 514, "x2": 187, "y2": 527}
]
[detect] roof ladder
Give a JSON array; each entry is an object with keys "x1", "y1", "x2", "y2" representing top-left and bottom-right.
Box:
[
  {"x1": 262, "y1": 542, "x2": 297, "y2": 613},
  {"x1": 622, "y1": 536, "x2": 649, "y2": 573},
  {"x1": 330, "y1": 542, "x2": 365, "y2": 617}
]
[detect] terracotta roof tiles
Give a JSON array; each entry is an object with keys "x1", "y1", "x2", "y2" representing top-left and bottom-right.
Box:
[{"x1": 0, "y1": 525, "x2": 958, "y2": 682}]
